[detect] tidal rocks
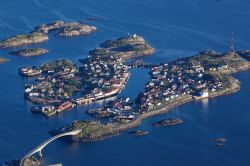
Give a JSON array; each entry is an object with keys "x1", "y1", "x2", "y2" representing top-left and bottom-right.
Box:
[
  {"x1": 129, "y1": 130, "x2": 149, "y2": 136},
  {"x1": 214, "y1": 137, "x2": 227, "y2": 146},
  {"x1": 10, "y1": 48, "x2": 48, "y2": 57},
  {"x1": 0, "y1": 57, "x2": 8, "y2": 64},
  {"x1": 214, "y1": 138, "x2": 227, "y2": 143},
  {"x1": 34, "y1": 20, "x2": 96, "y2": 36},
  {"x1": 0, "y1": 32, "x2": 48, "y2": 48},
  {"x1": 153, "y1": 118, "x2": 183, "y2": 127}
]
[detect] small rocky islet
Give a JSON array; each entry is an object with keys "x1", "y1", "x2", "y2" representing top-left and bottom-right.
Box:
[
  {"x1": 0, "y1": 20, "x2": 96, "y2": 48},
  {"x1": 214, "y1": 137, "x2": 227, "y2": 143},
  {"x1": 10, "y1": 48, "x2": 48, "y2": 57},
  {"x1": 0, "y1": 57, "x2": 8, "y2": 64},
  {"x1": 213, "y1": 137, "x2": 227, "y2": 147},
  {"x1": 152, "y1": 118, "x2": 184, "y2": 127},
  {"x1": 129, "y1": 130, "x2": 149, "y2": 136}
]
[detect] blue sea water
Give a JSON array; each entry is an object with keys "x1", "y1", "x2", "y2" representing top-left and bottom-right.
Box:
[{"x1": 0, "y1": 0, "x2": 250, "y2": 165}]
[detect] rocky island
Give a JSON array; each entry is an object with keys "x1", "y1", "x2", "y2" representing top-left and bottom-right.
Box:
[
  {"x1": 0, "y1": 32, "x2": 48, "y2": 48},
  {"x1": 10, "y1": 48, "x2": 48, "y2": 57},
  {"x1": 50, "y1": 50, "x2": 250, "y2": 142},
  {"x1": 0, "y1": 20, "x2": 96, "y2": 48},
  {"x1": 99, "y1": 34, "x2": 155, "y2": 59},
  {"x1": 34, "y1": 20, "x2": 96, "y2": 36}
]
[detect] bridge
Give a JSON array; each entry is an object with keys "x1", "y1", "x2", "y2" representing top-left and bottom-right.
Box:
[
  {"x1": 127, "y1": 60, "x2": 158, "y2": 68},
  {"x1": 20, "y1": 129, "x2": 82, "y2": 166}
]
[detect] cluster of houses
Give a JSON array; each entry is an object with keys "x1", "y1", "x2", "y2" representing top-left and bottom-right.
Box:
[
  {"x1": 22, "y1": 60, "x2": 79, "y2": 116},
  {"x1": 19, "y1": 66, "x2": 42, "y2": 76},
  {"x1": 74, "y1": 54, "x2": 130, "y2": 105},
  {"x1": 20, "y1": 53, "x2": 130, "y2": 116},
  {"x1": 76, "y1": 57, "x2": 229, "y2": 124},
  {"x1": 31, "y1": 101, "x2": 74, "y2": 116},
  {"x1": 24, "y1": 60, "x2": 79, "y2": 103},
  {"x1": 135, "y1": 61, "x2": 224, "y2": 113},
  {"x1": 87, "y1": 97, "x2": 135, "y2": 123},
  {"x1": 19, "y1": 52, "x2": 228, "y2": 120}
]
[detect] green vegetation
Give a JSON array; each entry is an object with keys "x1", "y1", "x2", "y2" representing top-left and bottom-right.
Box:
[
  {"x1": 64, "y1": 79, "x2": 82, "y2": 96},
  {"x1": 88, "y1": 48, "x2": 120, "y2": 59},
  {"x1": 42, "y1": 59, "x2": 76, "y2": 72},
  {"x1": 100, "y1": 35, "x2": 145, "y2": 48},
  {"x1": 69, "y1": 121, "x2": 117, "y2": 140}
]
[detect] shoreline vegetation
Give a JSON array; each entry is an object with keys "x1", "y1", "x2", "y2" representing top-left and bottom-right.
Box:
[
  {"x1": 51, "y1": 49, "x2": 250, "y2": 142},
  {"x1": 0, "y1": 20, "x2": 96, "y2": 48}
]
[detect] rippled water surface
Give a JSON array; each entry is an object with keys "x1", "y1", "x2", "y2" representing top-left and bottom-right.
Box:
[{"x1": 0, "y1": 0, "x2": 250, "y2": 165}]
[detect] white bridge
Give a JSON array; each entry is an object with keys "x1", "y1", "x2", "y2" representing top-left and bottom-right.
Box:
[{"x1": 20, "y1": 129, "x2": 82, "y2": 166}]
